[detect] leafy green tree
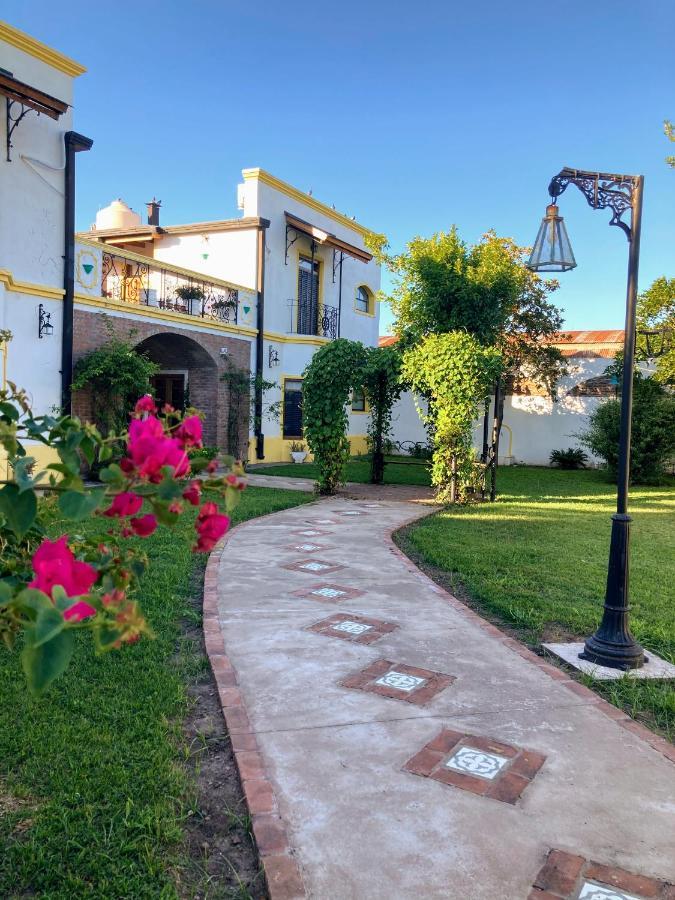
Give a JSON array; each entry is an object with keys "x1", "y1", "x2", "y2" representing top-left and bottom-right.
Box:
[
  {"x1": 302, "y1": 339, "x2": 367, "y2": 494},
  {"x1": 358, "y1": 345, "x2": 403, "y2": 484},
  {"x1": 636, "y1": 276, "x2": 675, "y2": 385},
  {"x1": 665, "y1": 120, "x2": 675, "y2": 168},
  {"x1": 581, "y1": 375, "x2": 675, "y2": 483},
  {"x1": 402, "y1": 333, "x2": 502, "y2": 501}
]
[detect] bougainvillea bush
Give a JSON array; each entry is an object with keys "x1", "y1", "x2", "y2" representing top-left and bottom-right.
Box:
[{"x1": 0, "y1": 384, "x2": 244, "y2": 695}]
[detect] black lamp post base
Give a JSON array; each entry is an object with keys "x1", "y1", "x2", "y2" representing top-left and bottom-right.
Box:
[{"x1": 579, "y1": 638, "x2": 646, "y2": 671}]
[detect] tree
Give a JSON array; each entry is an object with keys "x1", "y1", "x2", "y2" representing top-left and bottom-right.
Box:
[
  {"x1": 371, "y1": 229, "x2": 566, "y2": 499},
  {"x1": 402, "y1": 333, "x2": 502, "y2": 502},
  {"x1": 581, "y1": 374, "x2": 675, "y2": 483},
  {"x1": 636, "y1": 276, "x2": 675, "y2": 385},
  {"x1": 665, "y1": 120, "x2": 675, "y2": 169},
  {"x1": 302, "y1": 339, "x2": 367, "y2": 494},
  {"x1": 358, "y1": 345, "x2": 403, "y2": 484}
]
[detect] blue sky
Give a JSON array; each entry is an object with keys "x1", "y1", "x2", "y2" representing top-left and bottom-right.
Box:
[{"x1": 5, "y1": 1, "x2": 674, "y2": 333}]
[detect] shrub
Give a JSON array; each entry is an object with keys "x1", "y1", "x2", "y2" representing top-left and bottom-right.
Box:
[
  {"x1": 549, "y1": 447, "x2": 588, "y2": 469},
  {"x1": 581, "y1": 376, "x2": 675, "y2": 483},
  {"x1": 409, "y1": 441, "x2": 434, "y2": 460}
]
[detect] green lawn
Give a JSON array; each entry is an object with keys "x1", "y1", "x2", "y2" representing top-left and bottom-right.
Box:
[
  {"x1": 250, "y1": 454, "x2": 432, "y2": 486},
  {"x1": 396, "y1": 466, "x2": 675, "y2": 738},
  {"x1": 0, "y1": 486, "x2": 312, "y2": 899}
]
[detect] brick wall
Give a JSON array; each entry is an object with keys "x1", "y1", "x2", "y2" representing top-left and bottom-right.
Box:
[{"x1": 72, "y1": 309, "x2": 251, "y2": 454}]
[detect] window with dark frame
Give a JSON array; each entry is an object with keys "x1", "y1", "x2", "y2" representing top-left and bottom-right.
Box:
[
  {"x1": 355, "y1": 286, "x2": 370, "y2": 313},
  {"x1": 351, "y1": 388, "x2": 366, "y2": 412},
  {"x1": 297, "y1": 256, "x2": 320, "y2": 335},
  {"x1": 283, "y1": 378, "x2": 304, "y2": 438}
]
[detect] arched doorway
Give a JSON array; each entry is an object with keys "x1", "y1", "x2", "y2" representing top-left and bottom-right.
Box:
[{"x1": 135, "y1": 332, "x2": 220, "y2": 445}]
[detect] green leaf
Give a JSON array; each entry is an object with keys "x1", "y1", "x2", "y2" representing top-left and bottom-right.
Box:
[
  {"x1": 0, "y1": 483, "x2": 37, "y2": 537},
  {"x1": 58, "y1": 489, "x2": 105, "y2": 520},
  {"x1": 94, "y1": 624, "x2": 123, "y2": 653},
  {"x1": 22, "y1": 629, "x2": 75, "y2": 695},
  {"x1": 0, "y1": 401, "x2": 20, "y2": 421},
  {"x1": 156, "y1": 476, "x2": 183, "y2": 501},
  {"x1": 30, "y1": 604, "x2": 66, "y2": 648},
  {"x1": 13, "y1": 588, "x2": 54, "y2": 618}
]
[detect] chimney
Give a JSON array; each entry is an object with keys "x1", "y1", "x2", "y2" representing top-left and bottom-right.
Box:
[{"x1": 146, "y1": 197, "x2": 161, "y2": 226}]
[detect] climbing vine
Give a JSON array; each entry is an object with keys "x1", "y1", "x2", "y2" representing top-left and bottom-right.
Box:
[
  {"x1": 402, "y1": 333, "x2": 502, "y2": 502},
  {"x1": 220, "y1": 361, "x2": 279, "y2": 460},
  {"x1": 359, "y1": 345, "x2": 403, "y2": 484},
  {"x1": 302, "y1": 339, "x2": 367, "y2": 494}
]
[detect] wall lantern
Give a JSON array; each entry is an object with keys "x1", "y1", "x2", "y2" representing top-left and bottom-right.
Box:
[
  {"x1": 38, "y1": 303, "x2": 54, "y2": 338},
  {"x1": 268, "y1": 344, "x2": 280, "y2": 367}
]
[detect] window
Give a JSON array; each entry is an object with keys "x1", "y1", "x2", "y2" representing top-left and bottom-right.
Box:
[
  {"x1": 355, "y1": 286, "x2": 371, "y2": 314},
  {"x1": 297, "y1": 257, "x2": 320, "y2": 335},
  {"x1": 351, "y1": 388, "x2": 366, "y2": 412},
  {"x1": 283, "y1": 378, "x2": 304, "y2": 438}
]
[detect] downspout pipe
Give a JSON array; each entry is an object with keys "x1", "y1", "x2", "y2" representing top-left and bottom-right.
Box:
[
  {"x1": 254, "y1": 221, "x2": 269, "y2": 459},
  {"x1": 61, "y1": 131, "x2": 93, "y2": 413}
]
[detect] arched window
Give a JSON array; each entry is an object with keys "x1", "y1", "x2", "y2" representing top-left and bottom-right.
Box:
[{"x1": 355, "y1": 286, "x2": 371, "y2": 314}]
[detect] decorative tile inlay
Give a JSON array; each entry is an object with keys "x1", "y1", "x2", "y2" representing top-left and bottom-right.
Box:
[
  {"x1": 292, "y1": 583, "x2": 366, "y2": 604},
  {"x1": 305, "y1": 517, "x2": 340, "y2": 526},
  {"x1": 578, "y1": 884, "x2": 641, "y2": 900},
  {"x1": 445, "y1": 746, "x2": 509, "y2": 780},
  {"x1": 334, "y1": 621, "x2": 372, "y2": 634},
  {"x1": 374, "y1": 671, "x2": 427, "y2": 692},
  {"x1": 292, "y1": 528, "x2": 331, "y2": 538},
  {"x1": 306, "y1": 613, "x2": 398, "y2": 644},
  {"x1": 335, "y1": 510, "x2": 366, "y2": 517},
  {"x1": 340, "y1": 659, "x2": 455, "y2": 705},
  {"x1": 284, "y1": 542, "x2": 330, "y2": 554},
  {"x1": 282, "y1": 558, "x2": 345, "y2": 575},
  {"x1": 529, "y1": 850, "x2": 674, "y2": 900},
  {"x1": 405, "y1": 728, "x2": 546, "y2": 804}
]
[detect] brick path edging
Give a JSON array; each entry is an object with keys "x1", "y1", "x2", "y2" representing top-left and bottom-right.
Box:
[
  {"x1": 203, "y1": 528, "x2": 307, "y2": 900},
  {"x1": 202, "y1": 502, "x2": 674, "y2": 900}
]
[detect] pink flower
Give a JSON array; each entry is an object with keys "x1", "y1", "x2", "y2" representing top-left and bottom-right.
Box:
[
  {"x1": 103, "y1": 491, "x2": 143, "y2": 518},
  {"x1": 194, "y1": 503, "x2": 230, "y2": 553},
  {"x1": 175, "y1": 415, "x2": 203, "y2": 448},
  {"x1": 125, "y1": 415, "x2": 190, "y2": 481},
  {"x1": 130, "y1": 514, "x2": 157, "y2": 537},
  {"x1": 225, "y1": 473, "x2": 246, "y2": 491},
  {"x1": 29, "y1": 536, "x2": 98, "y2": 620},
  {"x1": 134, "y1": 395, "x2": 157, "y2": 415},
  {"x1": 182, "y1": 480, "x2": 202, "y2": 506}
]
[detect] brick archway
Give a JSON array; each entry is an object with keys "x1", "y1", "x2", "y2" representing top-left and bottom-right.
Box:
[{"x1": 72, "y1": 309, "x2": 252, "y2": 452}]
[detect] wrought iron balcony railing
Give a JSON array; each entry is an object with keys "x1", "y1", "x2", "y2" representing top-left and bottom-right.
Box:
[
  {"x1": 288, "y1": 298, "x2": 338, "y2": 340},
  {"x1": 92, "y1": 246, "x2": 249, "y2": 325}
]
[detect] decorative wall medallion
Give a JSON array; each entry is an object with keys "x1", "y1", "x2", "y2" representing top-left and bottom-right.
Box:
[{"x1": 76, "y1": 249, "x2": 98, "y2": 291}]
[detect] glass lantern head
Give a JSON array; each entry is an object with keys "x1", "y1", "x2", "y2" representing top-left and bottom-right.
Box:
[{"x1": 526, "y1": 202, "x2": 577, "y2": 272}]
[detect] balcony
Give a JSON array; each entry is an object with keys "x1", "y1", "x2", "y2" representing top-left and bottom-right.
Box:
[
  {"x1": 75, "y1": 239, "x2": 257, "y2": 327},
  {"x1": 287, "y1": 298, "x2": 338, "y2": 340}
]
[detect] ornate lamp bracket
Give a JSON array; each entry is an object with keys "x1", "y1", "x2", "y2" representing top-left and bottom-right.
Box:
[{"x1": 548, "y1": 168, "x2": 640, "y2": 241}]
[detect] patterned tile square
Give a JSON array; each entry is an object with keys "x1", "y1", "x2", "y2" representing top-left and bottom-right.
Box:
[
  {"x1": 306, "y1": 613, "x2": 398, "y2": 644},
  {"x1": 292, "y1": 583, "x2": 366, "y2": 604},
  {"x1": 305, "y1": 517, "x2": 341, "y2": 526},
  {"x1": 374, "y1": 671, "x2": 427, "y2": 692},
  {"x1": 404, "y1": 728, "x2": 546, "y2": 804},
  {"x1": 529, "y1": 850, "x2": 671, "y2": 900},
  {"x1": 282, "y1": 558, "x2": 345, "y2": 575},
  {"x1": 335, "y1": 510, "x2": 367, "y2": 517},
  {"x1": 283, "y1": 542, "x2": 330, "y2": 554},
  {"x1": 578, "y1": 884, "x2": 641, "y2": 900},
  {"x1": 445, "y1": 746, "x2": 509, "y2": 780},
  {"x1": 340, "y1": 660, "x2": 455, "y2": 705},
  {"x1": 292, "y1": 528, "x2": 331, "y2": 538}
]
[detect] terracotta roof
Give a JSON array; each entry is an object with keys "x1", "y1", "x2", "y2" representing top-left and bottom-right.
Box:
[
  {"x1": 379, "y1": 330, "x2": 624, "y2": 356},
  {"x1": 554, "y1": 330, "x2": 624, "y2": 344},
  {"x1": 378, "y1": 335, "x2": 398, "y2": 347}
]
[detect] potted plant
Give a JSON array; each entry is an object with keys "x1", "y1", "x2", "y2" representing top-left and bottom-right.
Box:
[
  {"x1": 174, "y1": 284, "x2": 205, "y2": 313},
  {"x1": 289, "y1": 441, "x2": 307, "y2": 463}
]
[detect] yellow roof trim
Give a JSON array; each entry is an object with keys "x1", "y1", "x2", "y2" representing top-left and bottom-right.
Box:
[
  {"x1": 242, "y1": 168, "x2": 373, "y2": 238},
  {"x1": 0, "y1": 21, "x2": 86, "y2": 77}
]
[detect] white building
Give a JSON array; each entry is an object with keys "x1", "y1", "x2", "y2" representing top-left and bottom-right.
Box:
[
  {"x1": 76, "y1": 169, "x2": 381, "y2": 462},
  {"x1": 383, "y1": 330, "x2": 624, "y2": 466},
  {"x1": 0, "y1": 21, "x2": 89, "y2": 474}
]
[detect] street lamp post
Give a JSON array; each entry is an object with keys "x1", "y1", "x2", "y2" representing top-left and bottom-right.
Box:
[{"x1": 527, "y1": 168, "x2": 646, "y2": 670}]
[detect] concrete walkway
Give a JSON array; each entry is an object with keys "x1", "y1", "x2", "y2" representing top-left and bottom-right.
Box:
[{"x1": 207, "y1": 498, "x2": 675, "y2": 900}]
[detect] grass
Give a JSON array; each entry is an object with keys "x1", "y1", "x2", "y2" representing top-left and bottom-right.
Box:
[
  {"x1": 395, "y1": 466, "x2": 675, "y2": 739},
  {"x1": 250, "y1": 454, "x2": 432, "y2": 486},
  {"x1": 0, "y1": 486, "x2": 312, "y2": 899}
]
